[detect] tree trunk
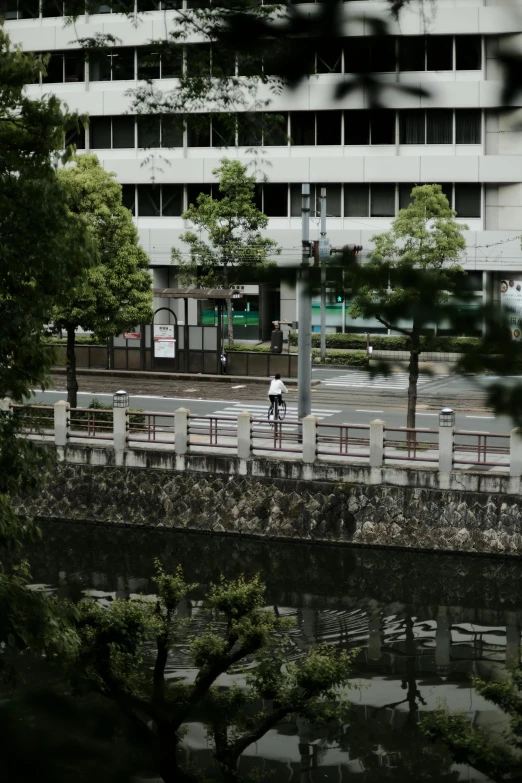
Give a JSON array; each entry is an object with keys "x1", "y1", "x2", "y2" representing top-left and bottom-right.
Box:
[
  {"x1": 226, "y1": 298, "x2": 234, "y2": 346},
  {"x1": 66, "y1": 325, "x2": 78, "y2": 409},
  {"x1": 407, "y1": 333, "x2": 420, "y2": 446}
]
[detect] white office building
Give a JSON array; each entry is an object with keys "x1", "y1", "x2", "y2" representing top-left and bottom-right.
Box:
[{"x1": 5, "y1": 0, "x2": 522, "y2": 339}]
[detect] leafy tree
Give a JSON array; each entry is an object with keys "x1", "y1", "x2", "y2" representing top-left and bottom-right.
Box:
[
  {"x1": 172, "y1": 158, "x2": 279, "y2": 345},
  {"x1": 350, "y1": 184, "x2": 467, "y2": 431},
  {"x1": 52, "y1": 155, "x2": 153, "y2": 407},
  {"x1": 70, "y1": 565, "x2": 355, "y2": 783}
]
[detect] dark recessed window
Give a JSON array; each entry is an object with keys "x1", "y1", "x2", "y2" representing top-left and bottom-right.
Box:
[
  {"x1": 315, "y1": 184, "x2": 342, "y2": 217},
  {"x1": 426, "y1": 110, "x2": 453, "y2": 144},
  {"x1": 399, "y1": 183, "x2": 415, "y2": 210},
  {"x1": 186, "y1": 44, "x2": 211, "y2": 78},
  {"x1": 316, "y1": 111, "x2": 342, "y2": 145},
  {"x1": 112, "y1": 48, "x2": 135, "y2": 80},
  {"x1": 121, "y1": 185, "x2": 136, "y2": 215},
  {"x1": 18, "y1": 0, "x2": 40, "y2": 18},
  {"x1": 456, "y1": 35, "x2": 481, "y2": 70},
  {"x1": 455, "y1": 184, "x2": 481, "y2": 217},
  {"x1": 344, "y1": 184, "x2": 369, "y2": 217},
  {"x1": 161, "y1": 46, "x2": 183, "y2": 78},
  {"x1": 90, "y1": 117, "x2": 111, "y2": 148},
  {"x1": 427, "y1": 36, "x2": 453, "y2": 70},
  {"x1": 263, "y1": 113, "x2": 288, "y2": 146},
  {"x1": 65, "y1": 124, "x2": 86, "y2": 150},
  {"x1": 187, "y1": 184, "x2": 212, "y2": 207},
  {"x1": 370, "y1": 37, "x2": 396, "y2": 72},
  {"x1": 237, "y1": 114, "x2": 262, "y2": 147},
  {"x1": 162, "y1": 185, "x2": 183, "y2": 216},
  {"x1": 211, "y1": 115, "x2": 236, "y2": 147},
  {"x1": 316, "y1": 40, "x2": 343, "y2": 74},
  {"x1": 112, "y1": 116, "x2": 135, "y2": 148},
  {"x1": 237, "y1": 52, "x2": 263, "y2": 77},
  {"x1": 371, "y1": 110, "x2": 395, "y2": 144},
  {"x1": 137, "y1": 116, "x2": 161, "y2": 148},
  {"x1": 212, "y1": 46, "x2": 236, "y2": 78},
  {"x1": 290, "y1": 184, "x2": 303, "y2": 217},
  {"x1": 161, "y1": 117, "x2": 183, "y2": 147},
  {"x1": 186, "y1": 116, "x2": 210, "y2": 147},
  {"x1": 41, "y1": 0, "x2": 63, "y2": 16},
  {"x1": 456, "y1": 109, "x2": 481, "y2": 144},
  {"x1": 438, "y1": 183, "x2": 453, "y2": 207},
  {"x1": 290, "y1": 112, "x2": 315, "y2": 145},
  {"x1": 344, "y1": 38, "x2": 370, "y2": 74},
  {"x1": 64, "y1": 52, "x2": 85, "y2": 82},
  {"x1": 263, "y1": 184, "x2": 288, "y2": 216},
  {"x1": 400, "y1": 110, "x2": 425, "y2": 144},
  {"x1": 90, "y1": 48, "x2": 135, "y2": 81},
  {"x1": 137, "y1": 185, "x2": 161, "y2": 217},
  {"x1": 42, "y1": 52, "x2": 64, "y2": 83},
  {"x1": 371, "y1": 184, "x2": 395, "y2": 217},
  {"x1": 344, "y1": 110, "x2": 370, "y2": 145},
  {"x1": 137, "y1": 48, "x2": 161, "y2": 80},
  {"x1": 399, "y1": 36, "x2": 425, "y2": 71}
]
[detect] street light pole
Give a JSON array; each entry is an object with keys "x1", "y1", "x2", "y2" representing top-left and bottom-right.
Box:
[
  {"x1": 298, "y1": 184, "x2": 312, "y2": 422},
  {"x1": 320, "y1": 187, "x2": 327, "y2": 361}
]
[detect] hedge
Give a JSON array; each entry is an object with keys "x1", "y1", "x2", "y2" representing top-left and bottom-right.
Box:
[
  {"x1": 289, "y1": 333, "x2": 484, "y2": 353},
  {"x1": 43, "y1": 336, "x2": 106, "y2": 346},
  {"x1": 312, "y1": 349, "x2": 368, "y2": 367},
  {"x1": 224, "y1": 344, "x2": 273, "y2": 353}
]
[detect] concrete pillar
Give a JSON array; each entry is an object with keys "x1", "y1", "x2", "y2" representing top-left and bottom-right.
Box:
[
  {"x1": 302, "y1": 415, "x2": 317, "y2": 464},
  {"x1": 54, "y1": 400, "x2": 69, "y2": 447},
  {"x1": 510, "y1": 428, "x2": 522, "y2": 477},
  {"x1": 439, "y1": 426, "x2": 454, "y2": 475},
  {"x1": 175, "y1": 407, "x2": 189, "y2": 455},
  {"x1": 0, "y1": 397, "x2": 12, "y2": 414},
  {"x1": 113, "y1": 407, "x2": 128, "y2": 453},
  {"x1": 237, "y1": 411, "x2": 251, "y2": 460},
  {"x1": 370, "y1": 419, "x2": 384, "y2": 468}
]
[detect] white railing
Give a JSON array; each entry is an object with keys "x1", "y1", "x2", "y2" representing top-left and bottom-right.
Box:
[{"x1": 2, "y1": 398, "x2": 521, "y2": 478}]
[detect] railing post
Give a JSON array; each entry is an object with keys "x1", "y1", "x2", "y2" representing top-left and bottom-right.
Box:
[
  {"x1": 113, "y1": 407, "x2": 128, "y2": 453},
  {"x1": 438, "y1": 424, "x2": 454, "y2": 475},
  {"x1": 175, "y1": 407, "x2": 189, "y2": 455},
  {"x1": 54, "y1": 400, "x2": 69, "y2": 447},
  {"x1": 302, "y1": 415, "x2": 317, "y2": 463},
  {"x1": 510, "y1": 427, "x2": 522, "y2": 477},
  {"x1": 370, "y1": 419, "x2": 384, "y2": 468},
  {"x1": 0, "y1": 397, "x2": 12, "y2": 414},
  {"x1": 237, "y1": 411, "x2": 251, "y2": 460}
]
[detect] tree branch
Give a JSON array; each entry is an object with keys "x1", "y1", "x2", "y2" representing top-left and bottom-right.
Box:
[{"x1": 375, "y1": 315, "x2": 411, "y2": 338}]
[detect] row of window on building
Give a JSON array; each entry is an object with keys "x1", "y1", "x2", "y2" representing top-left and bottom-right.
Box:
[
  {"x1": 72, "y1": 109, "x2": 483, "y2": 150},
  {"x1": 121, "y1": 182, "x2": 482, "y2": 219},
  {"x1": 34, "y1": 35, "x2": 483, "y2": 85}
]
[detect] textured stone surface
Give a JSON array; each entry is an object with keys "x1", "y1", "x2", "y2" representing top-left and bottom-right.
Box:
[{"x1": 13, "y1": 463, "x2": 522, "y2": 554}]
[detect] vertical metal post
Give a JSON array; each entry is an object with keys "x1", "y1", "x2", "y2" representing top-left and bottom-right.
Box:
[
  {"x1": 184, "y1": 298, "x2": 189, "y2": 373},
  {"x1": 320, "y1": 187, "x2": 327, "y2": 361},
  {"x1": 298, "y1": 184, "x2": 312, "y2": 422},
  {"x1": 139, "y1": 323, "x2": 146, "y2": 370}
]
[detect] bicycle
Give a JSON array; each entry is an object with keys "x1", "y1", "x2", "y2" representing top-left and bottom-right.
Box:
[{"x1": 268, "y1": 396, "x2": 286, "y2": 422}]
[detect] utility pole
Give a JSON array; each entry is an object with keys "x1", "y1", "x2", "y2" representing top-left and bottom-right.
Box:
[
  {"x1": 298, "y1": 184, "x2": 312, "y2": 422},
  {"x1": 320, "y1": 187, "x2": 327, "y2": 361}
]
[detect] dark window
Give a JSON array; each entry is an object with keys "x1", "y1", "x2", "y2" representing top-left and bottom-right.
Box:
[
  {"x1": 316, "y1": 111, "x2": 342, "y2": 145},
  {"x1": 162, "y1": 185, "x2": 183, "y2": 216},
  {"x1": 456, "y1": 35, "x2": 481, "y2": 70},
  {"x1": 437, "y1": 183, "x2": 453, "y2": 207},
  {"x1": 112, "y1": 116, "x2": 135, "y2": 148},
  {"x1": 187, "y1": 184, "x2": 211, "y2": 207},
  {"x1": 138, "y1": 185, "x2": 161, "y2": 217},
  {"x1": 399, "y1": 110, "x2": 425, "y2": 144},
  {"x1": 370, "y1": 37, "x2": 396, "y2": 72},
  {"x1": 186, "y1": 44, "x2": 211, "y2": 78},
  {"x1": 186, "y1": 116, "x2": 210, "y2": 147},
  {"x1": 42, "y1": 52, "x2": 63, "y2": 83},
  {"x1": 211, "y1": 115, "x2": 236, "y2": 147},
  {"x1": 399, "y1": 183, "x2": 415, "y2": 210},
  {"x1": 316, "y1": 40, "x2": 343, "y2": 74},
  {"x1": 254, "y1": 184, "x2": 262, "y2": 212},
  {"x1": 263, "y1": 184, "x2": 288, "y2": 216},
  {"x1": 290, "y1": 184, "x2": 302, "y2": 217},
  {"x1": 237, "y1": 114, "x2": 262, "y2": 146},
  {"x1": 186, "y1": 0, "x2": 210, "y2": 7},
  {"x1": 65, "y1": 124, "x2": 86, "y2": 150},
  {"x1": 316, "y1": 184, "x2": 342, "y2": 217},
  {"x1": 344, "y1": 37, "x2": 370, "y2": 74},
  {"x1": 426, "y1": 109, "x2": 453, "y2": 144},
  {"x1": 371, "y1": 184, "x2": 395, "y2": 216},
  {"x1": 161, "y1": 46, "x2": 183, "y2": 78},
  {"x1": 121, "y1": 185, "x2": 136, "y2": 215},
  {"x1": 290, "y1": 112, "x2": 315, "y2": 145},
  {"x1": 455, "y1": 184, "x2": 480, "y2": 217},
  {"x1": 112, "y1": 48, "x2": 135, "y2": 80},
  {"x1": 90, "y1": 117, "x2": 111, "y2": 148},
  {"x1": 426, "y1": 36, "x2": 452, "y2": 70},
  {"x1": 344, "y1": 110, "x2": 370, "y2": 145},
  {"x1": 89, "y1": 53, "x2": 111, "y2": 82},
  {"x1": 263, "y1": 113, "x2": 287, "y2": 145},
  {"x1": 344, "y1": 184, "x2": 369, "y2": 217},
  {"x1": 137, "y1": 116, "x2": 160, "y2": 148},
  {"x1": 237, "y1": 52, "x2": 263, "y2": 77},
  {"x1": 91, "y1": 3, "x2": 112, "y2": 12},
  {"x1": 41, "y1": 0, "x2": 63, "y2": 16},
  {"x1": 212, "y1": 46, "x2": 236, "y2": 78},
  {"x1": 161, "y1": 117, "x2": 183, "y2": 147},
  {"x1": 64, "y1": 52, "x2": 85, "y2": 82},
  {"x1": 371, "y1": 110, "x2": 395, "y2": 144},
  {"x1": 456, "y1": 109, "x2": 481, "y2": 143},
  {"x1": 19, "y1": 0, "x2": 39, "y2": 18},
  {"x1": 399, "y1": 36, "x2": 425, "y2": 71},
  {"x1": 137, "y1": 48, "x2": 160, "y2": 80}
]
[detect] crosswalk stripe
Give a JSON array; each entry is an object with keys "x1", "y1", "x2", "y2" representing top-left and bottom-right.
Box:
[{"x1": 322, "y1": 372, "x2": 430, "y2": 390}]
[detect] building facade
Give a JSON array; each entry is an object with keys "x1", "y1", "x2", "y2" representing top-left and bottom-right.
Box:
[{"x1": 5, "y1": 0, "x2": 522, "y2": 339}]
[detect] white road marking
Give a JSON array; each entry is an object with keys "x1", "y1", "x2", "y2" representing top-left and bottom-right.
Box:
[
  {"x1": 466, "y1": 415, "x2": 495, "y2": 419},
  {"x1": 356, "y1": 409, "x2": 383, "y2": 413}
]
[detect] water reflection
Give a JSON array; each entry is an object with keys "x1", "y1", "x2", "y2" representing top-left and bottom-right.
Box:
[{"x1": 20, "y1": 521, "x2": 522, "y2": 782}]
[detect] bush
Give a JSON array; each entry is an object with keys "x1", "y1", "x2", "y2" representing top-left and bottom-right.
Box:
[
  {"x1": 225, "y1": 344, "x2": 272, "y2": 353},
  {"x1": 312, "y1": 349, "x2": 368, "y2": 367},
  {"x1": 43, "y1": 335, "x2": 106, "y2": 346},
  {"x1": 291, "y1": 333, "x2": 485, "y2": 353}
]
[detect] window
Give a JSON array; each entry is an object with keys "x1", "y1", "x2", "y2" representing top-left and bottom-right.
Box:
[
  {"x1": 1, "y1": 0, "x2": 39, "y2": 19},
  {"x1": 344, "y1": 38, "x2": 370, "y2": 74},
  {"x1": 400, "y1": 110, "x2": 425, "y2": 144},
  {"x1": 64, "y1": 52, "x2": 85, "y2": 82},
  {"x1": 187, "y1": 184, "x2": 211, "y2": 207},
  {"x1": 427, "y1": 110, "x2": 452, "y2": 144},
  {"x1": 42, "y1": 52, "x2": 65, "y2": 83},
  {"x1": 316, "y1": 111, "x2": 342, "y2": 145},
  {"x1": 399, "y1": 37, "x2": 425, "y2": 71},
  {"x1": 317, "y1": 40, "x2": 343, "y2": 74},
  {"x1": 456, "y1": 109, "x2": 481, "y2": 144},
  {"x1": 263, "y1": 184, "x2": 288, "y2": 216},
  {"x1": 427, "y1": 36, "x2": 452, "y2": 70},
  {"x1": 161, "y1": 185, "x2": 183, "y2": 217},
  {"x1": 161, "y1": 117, "x2": 183, "y2": 147},
  {"x1": 237, "y1": 52, "x2": 263, "y2": 77},
  {"x1": 456, "y1": 36, "x2": 481, "y2": 70},
  {"x1": 112, "y1": 49, "x2": 135, "y2": 80},
  {"x1": 137, "y1": 185, "x2": 161, "y2": 217},
  {"x1": 186, "y1": 116, "x2": 210, "y2": 147},
  {"x1": 290, "y1": 112, "x2": 315, "y2": 145},
  {"x1": 455, "y1": 184, "x2": 481, "y2": 217},
  {"x1": 315, "y1": 184, "x2": 342, "y2": 217},
  {"x1": 65, "y1": 124, "x2": 85, "y2": 150},
  {"x1": 438, "y1": 183, "x2": 453, "y2": 207},
  {"x1": 344, "y1": 111, "x2": 370, "y2": 145},
  {"x1": 90, "y1": 117, "x2": 112, "y2": 149},
  {"x1": 211, "y1": 116, "x2": 235, "y2": 147},
  {"x1": 112, "y1": 117, "x2": 135, "y2": 148},
  {"x1": 41, "y1": 0, "x2": 63, "y2": 17},
  {"x1": 137, "y1": 116, "x2": 160, "y2": 148},
  {"x1": 161, "y1": 46, "x2": 183, "y2": 78},
  {"x1": 137, "y1": 48, "x2": 160, "y2": 80},
  {"x1": 371, "y1": 110, "x2": 395, "y2": 144},
  {"x1": 399, "y1": 183, "x2": 415, "y2": 210},
  {"x1": 371, "y1": 184, "x2": 395, "y2": 217},
  {"x1": 290, "y1": 184, "x2": 303, "y2": 217},
  {"x1": 90, "y1": 48, "x2": 135, "y2": 81},
  {"x1": 212, "y1": 47, "x2": 236, "y2": 78},
  {"x1": 344, "y1": 184, "x2": 369, "y2": 217},
  {"x1": 186, "y1": 44, "x2": 211, "y2": 78},
  {"x1": 237, "y1": 114, "x2": 262, "y2": 147},
  {"x1": 371, "y1": 37, "x2": 396, "y2": 72},
  {"x1": 121, "y1": 185, "x2": 136, "y2": 215},
  {"x1": 262, "y1": 113, "x2": 288, "y2": 146}
]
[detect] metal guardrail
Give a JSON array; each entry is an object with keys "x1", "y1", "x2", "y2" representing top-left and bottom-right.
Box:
[
  {"x1": 384, "y1": 426, "x2": 439, "y2": 463},
  {"x1": 251, "y1": 418, "x2": 302, "y2": 455},
  {"x1": 68, "y1": 407, "x2": 113, "y2": 439},
  {"x1": 453, "y1": 429, "x2": 510, "y2": 467},
  {"x1": 9, "y1": 403, "x2": 55, "y2": 433},
  {"x1": 316, "y1": 422, "x2": 370, "y2": 459},
  {"x1": 188, "y1": 414, "x2": 238, "y2": 449},
  {"x1": 126, "y1": 411, "x2": 175, "y2": 445}
]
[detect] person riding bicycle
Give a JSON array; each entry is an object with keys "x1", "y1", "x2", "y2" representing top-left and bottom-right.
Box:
[{"x1": 268, "y1": 373, "x2": 288, "y2": 412}]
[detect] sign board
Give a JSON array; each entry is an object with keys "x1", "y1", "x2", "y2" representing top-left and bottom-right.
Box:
[
  {"x1": 123, "y1": 332, "x2": 141, "y2": 340},
  {"x1": 154, "y1": 324, "x2": 176, "y2": 358},
  {"x1": 500, "y1": 279, "x2": 522, "y2": 340},
  {"x1": 318, "y1": 237, "x2": 330, "y2": 258}
]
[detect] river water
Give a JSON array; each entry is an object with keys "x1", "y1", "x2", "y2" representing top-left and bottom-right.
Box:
[{"x1": 26, "y1": 521, "x2": 522, "y2": 782}]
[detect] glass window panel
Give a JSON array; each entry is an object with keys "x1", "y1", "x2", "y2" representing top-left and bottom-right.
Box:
[
  {"x1": 91, "y1": 3, "x2": 111, "y2": 12},
  {"x1": 137, "y1": 0, "x2": 160, "y2": 9},
  {"x1": 344, "y1": 184, "x2": 369, "y2": 217},
  {"x1": 370, "y1": 37, "x2": 396, "y2": 72},
  {"x1": 254, "y1": 183, "x2": 262, "y2": 212},
  {"x1": 211, "y1": 115, "x2": 236, "y2": 147},
  {"x1": 455, "y1": 184, "x2": 481, "y2": 217},
  {"x1": 137, "y1": 48, "x2": 160, "y2": 80},
  {"x1": 371, "y1": 184, "x2": 395, "y2": 216},
  {"x1": 290, "y1": 111, "x2": 315, "y2": 145},
  {"x1": 112, "y1": 48, "x2": 135, "y2": 80},
  {"x1": 187, "y1": 184, "x2": 211, "y2": 207},
  {"x1": 237, "y1": 52, "x2": 263, "y2": 77},
  {"x1": 432, "y1": 183, "x2": 453, "y2": 207},
  {"x1": 399, "y1": 36, "x2": 425, "y2": 71},
  {"x1": 371, "y1": 110, "x2": 396, "y2": 144},
  {"x1": 64, "y1": 52, "x2": 84, "y2": 82},
  {"x1": 399, "y1": 183, "x2": 415, "y2": 210},
  {"x1": 344, "y1": 37, "x2": 370, "y2": 74},
  {"x1": 456, "y1": 109, "x2": 481, "y2": 144},
  {"x1": 263, "y1": 113, "x2": 287, "y2": 146},
  {"x1": 161, "y1": 185, "x2": 183, "y2": 217},
  {"x1": 112, "y1": 116, "x2": 135, "y2": 148},
  {"x1": 456, "y1": 35, "x2": 481, "y2": 70},
  {"x1": 187, "y1": 116, "x2": 210, "y2": 147},
  {"x1": 212, "y1": 46, "x2": 236, "y2": 78},
  {"x1": 41, "y1": 0, "x2": 63, "y2": 16},
  {"x1": 161, "y1": 117, "x2": 183, "y2": 147},
  {"x1": 399, "y1": 110, "x2": 425, "y2": 144},
  {"x1": 65, "y1": 124, "x2": 86, "y2": 150},
  {"x1": 426, "y1": 109, "x2": 453, "y2": 144},
  {"x1": 161, "y1": 46, "x2": 183, "y2": 78},
  {"x1": 263, "y1": 183, "x2": 288, "y2": 217},
  {"x1": 90, "y1": 116, "x2": 112, "y2": 148},
  {"x1": 137, "y1": 116, "x2": 160, "y2": 148},
  {"x1": 316, "y1": 111, "x2": 342, "y2": 145},
  {"x1": 237, "y1": 114, "x2": 262, "y2": 147},
  {"x1": 19, "y1": 0, "x2": 39, "y2": 18},
  {"x1": 344, "y1": 110, "x2": 370, "y2": 145},
  {"x1": 186, "y1": 0, "x2": 210, "y2": 6},
  {"x1": 121, "y1": 185, "x2": 136, "y2": 215},
  {"x1": 42, "y1": 52, "x2": 63, "y2": 83},
  {"x1": 316, "y1": 40, "x2": 342, "y2": 74},
  {"x1": 316, "y1": 184, "x2": 342, "y2": 217},
  {"x1": 137, "y1": 184, "x2": 161, "y2": 217},
  {"x1": 290, "y1": 184, "x2": 302, "y2": 217},
  {"x1": 89, "y1": 53, "x2": 111, "y2": 82},
  {"x1": 427, "y1": 36, "x2": 452, "y2": 70},
  {"x1": 186, "y1": 44, "x2": 211, "y2": 78}
]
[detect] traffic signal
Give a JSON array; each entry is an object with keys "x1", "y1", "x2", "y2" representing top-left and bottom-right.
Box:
[
  {"x1": 336, "y1": 294, "x2": 344, "y2": 304},
  {"x1": 330, "y1": 244, "x2": 363, "y2": 256}
]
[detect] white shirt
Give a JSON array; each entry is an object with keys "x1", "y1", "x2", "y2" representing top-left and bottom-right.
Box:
[{"x1": 269, "y1": 379, "x2": 288, "y2": 395}]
